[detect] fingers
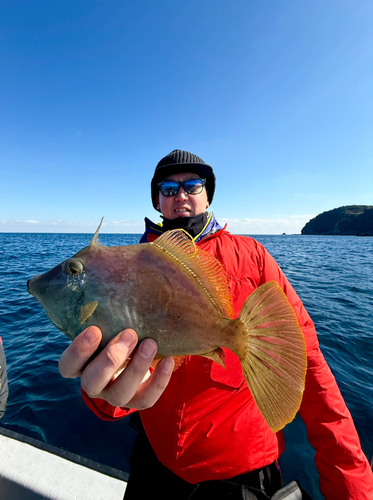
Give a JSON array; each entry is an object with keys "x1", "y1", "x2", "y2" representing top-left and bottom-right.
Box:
[
  {"x1": 82, "y1": 334, "x2": 175, "y2": 409},
  {"x1": 81, "y1": 329, "x2": 139, "y2": 398},
  {"x1": 59, "y1": 326, "x2": 102, "y2": 378},
  {"x1": 83, "y1": 335, "x2": 163, "y2": 407},
  {"x1": 124, "y1": 357, "x2": 175, "y2": 410},
  {"x1": 59, "y1": 326, "x2": 175, "y2": 411}
]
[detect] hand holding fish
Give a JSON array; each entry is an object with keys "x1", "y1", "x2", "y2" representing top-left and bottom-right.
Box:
[{"x1": 59, "y1": 326, "x2": 175, "y2": 409}]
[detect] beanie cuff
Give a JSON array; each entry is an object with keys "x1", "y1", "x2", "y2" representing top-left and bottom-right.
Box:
[{"x1": 151, "y1": 150, "x2": 216, "y2": 210}]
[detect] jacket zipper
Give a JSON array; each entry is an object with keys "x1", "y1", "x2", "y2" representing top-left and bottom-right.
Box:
[{"x1": 168, "y1": 357, "x2": 188, "y2": 470}]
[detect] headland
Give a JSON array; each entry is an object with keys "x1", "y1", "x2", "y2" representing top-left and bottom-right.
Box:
[{"x1": 301, "y1": 205, "x2": 373, "y2": 236}]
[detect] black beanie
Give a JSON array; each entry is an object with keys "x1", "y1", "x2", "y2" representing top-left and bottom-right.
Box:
[{"x1": 151, "y1": 149, "x2": 216, "y2": 211}]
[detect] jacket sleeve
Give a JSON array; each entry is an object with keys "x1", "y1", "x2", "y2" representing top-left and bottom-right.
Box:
[
  {"x1": 260, "y1": 246, "x2": 373, "y2": 499},
  {"x1": 0, "y1": 340, "x2": 9, "y2": 419},
  {"x1": 81, "y1": 387, "x2": 137, "y2": 420}
]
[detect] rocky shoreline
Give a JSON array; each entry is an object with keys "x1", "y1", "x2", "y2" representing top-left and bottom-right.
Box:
[{"x1": 301, "y1": 205, "x2": 373, "y2": 236}]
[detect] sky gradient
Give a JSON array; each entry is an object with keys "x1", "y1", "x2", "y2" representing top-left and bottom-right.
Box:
[{"x1": 1, "y1": 0, "x2": 372, "y2": 234}]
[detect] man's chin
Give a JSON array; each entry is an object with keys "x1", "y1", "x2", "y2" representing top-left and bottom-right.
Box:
[{"x1": 173, "y1": 212, "x2": 191, "y2": 218}]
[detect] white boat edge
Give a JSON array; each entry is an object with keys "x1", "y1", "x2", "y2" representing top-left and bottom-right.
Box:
[{"x1": 0, "y1": 425, "x2": 128, "y2": 499}]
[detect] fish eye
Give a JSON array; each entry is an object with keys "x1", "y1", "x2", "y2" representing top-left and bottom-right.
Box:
[{"x1": 67, "y1": 260, "x2": 84, "y2": 276}]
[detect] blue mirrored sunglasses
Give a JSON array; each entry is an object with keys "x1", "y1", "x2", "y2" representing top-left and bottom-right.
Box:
[{"x1": 157, "y1": 178, "x2": 206, "y2": 197}]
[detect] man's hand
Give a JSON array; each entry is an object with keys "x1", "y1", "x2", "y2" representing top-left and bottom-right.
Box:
[{"x1": 59, "y1": 326, "x2": 174, "y2": 410}]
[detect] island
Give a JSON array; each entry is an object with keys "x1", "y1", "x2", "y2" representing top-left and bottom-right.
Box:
[{"x1": 301, "y1": 205, "x2": 373, "y2": 236}]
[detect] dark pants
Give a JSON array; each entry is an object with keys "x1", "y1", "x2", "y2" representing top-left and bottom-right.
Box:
[{"x1": 124, "y1": 417, "x2": 283, "y2": 500}]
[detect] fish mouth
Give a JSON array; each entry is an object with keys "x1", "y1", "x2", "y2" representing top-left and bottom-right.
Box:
[
  {"x1": 27, "y1": 278, "x2": 34, "y2": 295},
  {"x1": 27, "y1": 275, "x2": 42, "y2": 299}
]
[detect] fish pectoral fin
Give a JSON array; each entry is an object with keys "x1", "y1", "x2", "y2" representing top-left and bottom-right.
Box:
[
  {"x1": 79, "y1": 301, "x2": 99, "y2": 324},
  {"x1": 200, "y1": 347, "x2": 226, "y2": 368}
]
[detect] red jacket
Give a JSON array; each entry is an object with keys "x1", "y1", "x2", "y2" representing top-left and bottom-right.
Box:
[{"x1": 82, "y1": 224, "x2": 373, "y2": 498}]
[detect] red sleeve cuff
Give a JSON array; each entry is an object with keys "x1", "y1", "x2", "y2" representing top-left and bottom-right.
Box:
[{"x1": 81, "y1": 387, "x2": 137, "y2": 421}]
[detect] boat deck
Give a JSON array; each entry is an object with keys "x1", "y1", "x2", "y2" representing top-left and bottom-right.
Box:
[{"x1": 0, "y1": 426, "x2": 127, "y2": 499}]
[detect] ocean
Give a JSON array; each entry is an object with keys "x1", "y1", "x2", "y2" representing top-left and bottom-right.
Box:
[{"x1": 0, "y1": 232, "x2": 372, "y2": 499}]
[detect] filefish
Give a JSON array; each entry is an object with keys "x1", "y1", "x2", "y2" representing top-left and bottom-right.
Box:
[{"x1": 27, "y1": 220, "x2": 307, "y2": 432}]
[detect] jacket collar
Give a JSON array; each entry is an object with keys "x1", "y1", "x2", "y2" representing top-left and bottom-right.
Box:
[{"x1": 140, "y1": 211, "x2": 223, "y2": 243}]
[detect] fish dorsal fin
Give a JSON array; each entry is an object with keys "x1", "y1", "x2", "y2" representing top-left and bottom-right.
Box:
[
  {"x1": 90, "y1": 218, "x2": 104, "y2": 247},
  {"x1": 152, "y1": 230, "x2": 234, "y2": 318}
]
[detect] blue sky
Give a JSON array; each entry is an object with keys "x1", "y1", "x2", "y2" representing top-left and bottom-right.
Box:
[{"x1": 1, "y1": 0, "x2": 372, "y2": 234}]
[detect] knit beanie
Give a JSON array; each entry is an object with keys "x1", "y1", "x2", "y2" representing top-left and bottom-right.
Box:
[{"x1": 151, "y1": 150, "x2": 216, "y2": 211}]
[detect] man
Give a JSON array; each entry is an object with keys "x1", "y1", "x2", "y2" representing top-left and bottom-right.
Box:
[{"x1": 59, "y1": 150, "x2": 373, "y2": 499}]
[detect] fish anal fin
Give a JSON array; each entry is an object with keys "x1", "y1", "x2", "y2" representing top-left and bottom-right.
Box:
[
  {"x1": 150, "y1": 358, "x2": 160, "y2": 371},
  {"x1": 79, "y1": 300, "x2": 99, "y2": 324},
  {"x1": 113, "y1": 359, "x2": 151, "y2": 384},
  {"x1": 171, "y1": 356, "x2": 187, "y2": 371},
  {"x1": 151, "y1": 356, "x2": 186, "y2": 372},
  {"x1": 152, "y1": 230, "x2": 234, "y2": 318},
  {"x1": 200, "y1": 347, "x2": 226, "y2": 368},
  {"x1": 112, "y1": 359, "x2": 130, "y2": 380}
]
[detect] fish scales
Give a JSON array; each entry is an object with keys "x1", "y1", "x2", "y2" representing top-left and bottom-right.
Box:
[{"x1": 82, "y1": 243, "x2": 228, "y2": 355}]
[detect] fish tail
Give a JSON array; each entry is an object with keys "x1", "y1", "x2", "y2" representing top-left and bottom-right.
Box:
[{"x1": 237, "y1": 281, "x2": 307, "y2": 433}]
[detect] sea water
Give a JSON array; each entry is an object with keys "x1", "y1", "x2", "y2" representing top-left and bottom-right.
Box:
[{"x1": 0, "y1": 232, "x2": 372, "y2": 499}]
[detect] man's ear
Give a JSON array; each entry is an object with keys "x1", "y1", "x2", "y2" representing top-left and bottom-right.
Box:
[{"x1": 156, "y1": 194, "x2": 160, "y2": 211}]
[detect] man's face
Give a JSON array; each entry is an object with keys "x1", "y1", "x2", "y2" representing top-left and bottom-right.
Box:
[{"x1": 156, "y1": 172, "x2": 209, "y2": 220}]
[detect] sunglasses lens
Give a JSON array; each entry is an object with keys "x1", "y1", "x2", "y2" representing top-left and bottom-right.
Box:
[
  {"x1": 184, "y1": 179, "x2": 204, "y2": 194},
  {"x1": 159, "y1": 182, "x2": 179, "y2": 197},
  {"x1": 158, "y1": 178, "x2": 206, "y2": 197}
]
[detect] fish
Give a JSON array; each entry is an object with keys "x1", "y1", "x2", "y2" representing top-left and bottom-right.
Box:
[{"x1": 27, "y1": 219, "x2": 307, "y2": 433}]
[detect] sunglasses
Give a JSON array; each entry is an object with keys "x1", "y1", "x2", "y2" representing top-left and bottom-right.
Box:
[{"x1": 157, "y1": 178, "x2": 206, "y2": 197}]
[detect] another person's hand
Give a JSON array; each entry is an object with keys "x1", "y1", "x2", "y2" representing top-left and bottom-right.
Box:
[{"x1": 59, "y1": 326, "x2": 174, "y2": 410}]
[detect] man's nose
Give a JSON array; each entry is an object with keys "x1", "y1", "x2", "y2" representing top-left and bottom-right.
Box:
[{"x1": 175, "y1": 187, "x2": 189, "y2": 201}]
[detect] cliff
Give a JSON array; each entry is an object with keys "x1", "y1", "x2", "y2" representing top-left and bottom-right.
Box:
[{"x1": 301, "y1": 205, "x2": 373, "y2": 235}]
